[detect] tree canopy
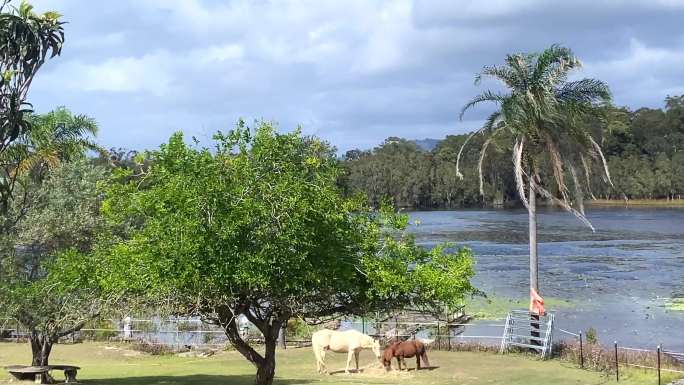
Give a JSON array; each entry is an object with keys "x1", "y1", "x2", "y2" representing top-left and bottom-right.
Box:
[
  {"x1": 99, "y1": 121, "x2": 476, "y2": 385},
  {"x1": 0, "y1": 0, "x2": 64, "y2": 210},
  {"x1": 0, "y1": 159, "x2": 109, "y2": 365},
  {"x1": 0, "y1": 108, "x2": 107, "y2": 366}
]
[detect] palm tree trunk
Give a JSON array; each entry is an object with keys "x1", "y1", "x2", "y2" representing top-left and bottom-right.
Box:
[
  {"x1": 529, "y1": 180, "x2": 538, "y2": 292},
  {"x1": 529, "y1": 181, "x2": 541, "y2": 345}
]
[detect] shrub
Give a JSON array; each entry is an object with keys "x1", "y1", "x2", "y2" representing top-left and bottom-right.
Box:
[
  {"x1": 130, "y1": 340, "x2": 175, "y2": 355},
  {"x1": 80, "y1": 319, "x2": 118, "y2": 341},
  {"x1": 286, "y1": 319, "x2": 314, "y2": 339},
  {"x1": 176, "y1": 320, "x2": 200, "y2": 332},
  {"x1": 585, "y1": 328, "x2": 598, "y2": 344}
]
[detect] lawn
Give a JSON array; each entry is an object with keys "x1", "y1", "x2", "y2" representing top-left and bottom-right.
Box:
[{"x1": 0, "y1": 342, "x2": 678, "y2": 385}]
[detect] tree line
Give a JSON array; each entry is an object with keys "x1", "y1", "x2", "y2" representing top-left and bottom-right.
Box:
[{"x1": 340, "y1": 96, "x2": 684, "y2": 209}]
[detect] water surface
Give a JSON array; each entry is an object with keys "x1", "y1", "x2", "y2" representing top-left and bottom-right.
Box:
[{"x1": 408, "y1": 207, "x2": 684, "y2": 350}]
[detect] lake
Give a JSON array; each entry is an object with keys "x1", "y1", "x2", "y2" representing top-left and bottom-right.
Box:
[{"x1": 407, "y1": 207, "x2": 684, "y2": 351}]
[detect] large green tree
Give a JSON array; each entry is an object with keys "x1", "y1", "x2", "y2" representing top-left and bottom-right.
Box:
[
  {"x1": 100, "y1": 121, "x2": 476, "y2": 385},
  {"x1": 458, "y1": 45, "x2": 612, "y2": 300},
  {"x1": 0, "y1": 108, "x2": 107, "y2": 367},
  {"x1": 0, "y1": 159, "x2": 108, "y2": 366},
  {"x1": 0, "y1": 0, "x2": 64, "y2": 211}
]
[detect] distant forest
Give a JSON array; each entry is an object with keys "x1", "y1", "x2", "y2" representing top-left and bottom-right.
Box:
[{"x1": 340, "y1": 96, "x2": 684, "y2": 209}]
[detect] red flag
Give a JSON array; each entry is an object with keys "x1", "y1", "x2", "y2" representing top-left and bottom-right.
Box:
[{"x1": 529, "y1": 288, "x2": 545, "y2": 315}]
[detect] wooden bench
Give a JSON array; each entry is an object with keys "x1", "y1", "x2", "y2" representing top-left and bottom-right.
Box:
[{"x1": 5, "y1": 364, "x2": 80, "y2": 384}]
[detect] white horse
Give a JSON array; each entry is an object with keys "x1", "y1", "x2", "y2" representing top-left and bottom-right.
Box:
[{"x1": 311, "y1": 329, "x2": 381, "y2": 374}]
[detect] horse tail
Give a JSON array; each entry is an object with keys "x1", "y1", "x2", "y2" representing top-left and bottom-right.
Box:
[{"x1": 421, "y1": 349, "x2": 430, "y2": 368}]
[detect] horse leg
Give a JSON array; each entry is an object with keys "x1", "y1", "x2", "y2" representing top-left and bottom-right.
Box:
[
  {"x1": 354, "y1": 350, "x2": 360, "y2": 372},
  {"x1": 312, "y1": 345, "x2": 321, "y2": 373},
  {"x1": 345, "y1": 350, "x2": 354, "y2": 374},
  {"x1": 320, "y1": 349, "x2": 328, "y2": 374},
  {"x1": 416, "y1": 354, "x2": 421, "y2": 370}
]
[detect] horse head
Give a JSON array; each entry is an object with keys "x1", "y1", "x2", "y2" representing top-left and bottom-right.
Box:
[
  {"x1": 381, "y1": 342, "x2": 395, "y2": 369},
  {"x1": 371, "y1": 338, "x2": 382, "y2": 361}
]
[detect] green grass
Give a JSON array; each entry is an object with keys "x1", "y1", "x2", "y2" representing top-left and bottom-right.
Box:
[
  {"x1": 666, "y1": 298, "x2": 684, "y2": 311},
  {"x1": 1, "y1": 342, "x2": 679, "y2": 385},
  {"x1": 465, "y1": 296, "x2": 574, "y2": 320},
  {"x1": 587, "y1": 198, "x2": 684, "y2": 207}
]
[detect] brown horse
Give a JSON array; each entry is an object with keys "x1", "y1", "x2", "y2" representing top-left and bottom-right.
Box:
[{"x1": 382, "y1": 340, "x2": 430, "y2": 371}]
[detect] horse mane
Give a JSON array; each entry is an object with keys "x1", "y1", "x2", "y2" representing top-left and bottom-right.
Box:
[{"x1": 359, "y1": 331, "x2": 377, "y2": 347}]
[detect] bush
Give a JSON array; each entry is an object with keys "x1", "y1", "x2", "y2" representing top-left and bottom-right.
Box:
[
  {"x1": 130, "y1": 340, "x2": 176, "y2": 355},
  {"x1": 286, "y1": 319, "x2": 314, "y2": 340},
  {"x1": 201, "y1": 332, "x2": 212, "y2": 345},
  {"x1": 176, "y1": 320, "x2": 199, "y2": 332},
  {"x1": 585, "y1": 328, "x2": 598, "y2": 344},
  {"x1": 136, "y1": 320, "x2": 159, "y2": 333},
  {"x1": 80, "y1": 319, "x2": 119, "y2": 341}
]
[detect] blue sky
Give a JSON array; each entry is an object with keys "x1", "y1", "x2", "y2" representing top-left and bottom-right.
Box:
[{"x1": 28, "y1": 0, "x2": 684, "y2": 152}]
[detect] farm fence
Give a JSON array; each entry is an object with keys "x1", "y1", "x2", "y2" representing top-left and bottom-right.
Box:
[{"x1": 2, "y1": 317, "x2": 684, "y2": 384}]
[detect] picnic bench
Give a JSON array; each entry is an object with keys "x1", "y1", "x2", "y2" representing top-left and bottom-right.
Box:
[{"x1": 5, "y1": 364, "x2": 80, "y2": 384}]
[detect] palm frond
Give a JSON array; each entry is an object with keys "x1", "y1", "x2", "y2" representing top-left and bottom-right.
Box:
[
  {"x1": 512, "y1": 136, "x2": 529, "y2": 209},
  {"x1": 588, "y1": 136, "x2": 613, "y2": 186},
  {"x1": 459, "y1": 91, "x2": 508, "y2": 120},
  {"x1": 455, "y1": 130, "x2": 480, "y2": 180},
  {"x1": 475, "y1": 65, "x2": 520, "y2": 88},
  {"x1": 579, "y1": 154, "x2": 597, "y2": 200},
  {"x1": 478, "y1": 137, "x2": 493, "y2": 196},
  {"x1": 544, "y1": 132, "x2": 568, "y2": 201},
  {"x1": 556, "y1": 79, "x2": 612, "y2": 105},
  {"x1": 535, "y1": 183, "x2": 595, "y2": 232},
  {"x1": 568, "y1": 162, "x2": 585, "y2": 215},
  {"x1": 532, "y1": 44, "x2": 580, "y2": 88}
]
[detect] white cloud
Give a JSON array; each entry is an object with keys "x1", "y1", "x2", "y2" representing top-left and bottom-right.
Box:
[
  {"x1": 584, "y1": 39, "x2": 684, "y2": 106},
  {"x1": 199, "y1": 44, "x2": 244, "y2": 63},
  {"x1": 27, "y1": 0, "x2": 684, "y2": 151},
  {"x1": 45, "y1": 42, "x2": 247, "y2": 96},
  {"x1": 588, "y1": 39, "x2": 684, "y2": 74},
  {"x1": 71, "y1": 32, "x2": 126, "y2": 49},
  {"x1": 51, "y1": 52, "x2": 174, "y2": 96}
]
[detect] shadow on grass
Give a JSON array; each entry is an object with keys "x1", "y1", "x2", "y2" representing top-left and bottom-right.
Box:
[
  {"x1": 327, "y1": 366, "x2": 441, "y2": 375},
  {"x1": 86, "y1": 374, "x2": 316, "y2": 385}
]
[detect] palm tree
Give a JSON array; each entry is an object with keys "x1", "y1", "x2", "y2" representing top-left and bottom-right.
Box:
[
  {"x1": 18, "y1": 107, "x2": 105, "y2": 177},
  {"x1": 0, "y1": 107, "x2": 106, "y2": 216},
  {"x1": 458, "y1": 45, "x2": 612, "y2": 304}
]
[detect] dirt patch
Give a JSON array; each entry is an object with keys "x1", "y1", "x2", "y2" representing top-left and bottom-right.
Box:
[{"x1": 328, "y1": 362, "x2": 416, "y2": 379}]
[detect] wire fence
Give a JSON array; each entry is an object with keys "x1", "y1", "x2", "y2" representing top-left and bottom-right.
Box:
[
  {"x1": 2, "y1": 317, "x2": 683, "y2": 384},
  {"x1": 553, "y1": 327, "x2": 684, "y2": 384}
]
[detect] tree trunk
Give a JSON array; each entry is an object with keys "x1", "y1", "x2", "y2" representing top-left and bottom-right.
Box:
[
  {"x1": 30, "y1": 332, "x2": 53, "y2": 366},
  {"x1": 529, "y1": 181, "x2": 541, "y2": 346},
  {"x1": 277, "y1": 323, "x2": 286, "y2": 350},
  {"x1": 256, "y1": 334, "x2": 278, "y2": 385},
  {"x1": 217, "y1": 306, "x2": 283, "y2": 385}
]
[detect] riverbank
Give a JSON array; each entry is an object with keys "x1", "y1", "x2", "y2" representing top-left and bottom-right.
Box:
[
  {"x1": 465, "y1": 295, "x2": 574, "y2": 320},
  {"x1": 587, "y1": 199, "x2": 684, "y2": 207}
]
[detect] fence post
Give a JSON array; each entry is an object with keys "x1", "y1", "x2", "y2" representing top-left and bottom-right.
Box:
[
  {"x1": 657, "y1": 345, "x2": 661, "y2": 385},
  {"x1": 447, "y1": 323, "x2": 452, "y2": 351},
  {"x1": 579, "y1": 331, "x2": 584, "y2": 369},
  {"x1": 436, "y1": 321, "x2": 441, "y2": 350},
  {"x1": 614, "y1": 341, "x2": 619, "y2": 382},
  {"x1": 361, "y1": 317, "x2": 365, "y2": 334}
]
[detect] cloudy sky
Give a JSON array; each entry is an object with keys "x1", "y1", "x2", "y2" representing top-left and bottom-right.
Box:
[{"x1": 28, "y1": 0, "x2": 684, "y2": 152}]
